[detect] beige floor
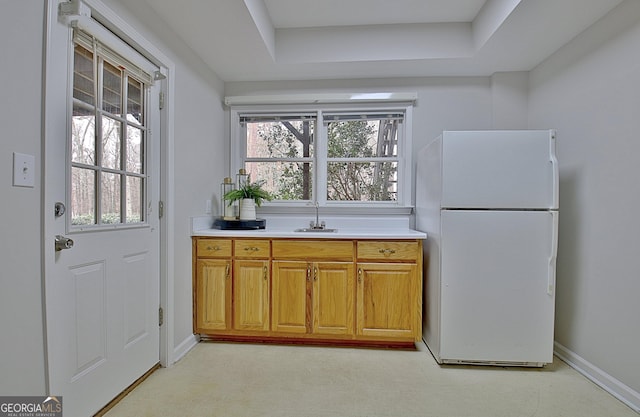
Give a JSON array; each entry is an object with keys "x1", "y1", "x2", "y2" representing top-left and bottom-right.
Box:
[{"x1": 105, "y1": 341, "x2": 637, "y2": 417}]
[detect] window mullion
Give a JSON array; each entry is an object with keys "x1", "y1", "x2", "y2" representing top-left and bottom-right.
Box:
[
  {"x1": 120, "y1": 74, "x2": 128, "y2": 223},
  {"x1": 315, "y1": 110, "x2": 326, "y2": 204},
  {"x1": 95, "y1": 56, "x2": 104, "y2": 225}
]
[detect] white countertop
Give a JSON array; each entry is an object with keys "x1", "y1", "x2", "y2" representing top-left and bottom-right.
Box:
[{"x1": 191, "y1": 215, "x2": 427, "y2": 240}]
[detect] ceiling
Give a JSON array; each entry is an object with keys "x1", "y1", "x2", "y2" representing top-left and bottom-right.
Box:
[{"x1": 128, "y1": 0, "x2": 624, "y2": 82}]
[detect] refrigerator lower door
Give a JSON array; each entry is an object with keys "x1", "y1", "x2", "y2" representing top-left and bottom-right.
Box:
[{"x1": 439, "y1": 210, "x2": 556, "y2": 365}]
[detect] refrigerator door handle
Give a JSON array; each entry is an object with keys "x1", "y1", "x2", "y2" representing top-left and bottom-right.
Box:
[
  {"x1": 548, "y1": 210, "x2": 559, "y2": 296},
  {"x1": 550, "y1": 130, "x2": 559, "y2": 209}
]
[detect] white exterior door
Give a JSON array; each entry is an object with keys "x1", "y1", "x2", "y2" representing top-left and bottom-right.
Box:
[{"x1": 44, "y1": 3, "x2": 161, "y2": 416}]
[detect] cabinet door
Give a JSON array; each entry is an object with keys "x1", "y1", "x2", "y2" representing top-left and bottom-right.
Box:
[
  {"x1": 195, "y1": 259, "x2": 231, "y2": 331},
  {"x1": 356, "y1": 263, "x2": 418, "y2": 339},
  {"x1": 233, "y1": 260, "x2": 270, "y2": 331},
  {"x1": 313, "y1": 262, "x2": 354, "y2": 336},
  {"x1": 272, "y1": 261, "x2": 310, "y2": 334}
]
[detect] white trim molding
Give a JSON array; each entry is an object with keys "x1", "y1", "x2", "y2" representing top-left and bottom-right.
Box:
[
  {"x1": 225, "y1": 92, "x2": 417, "y2": 106},
  {"x1": 173, "y1": 334, "x2": 199, "y2": 364},
  {"x1": 554, "y1": 342, "x2": 640, "y2": 413}
]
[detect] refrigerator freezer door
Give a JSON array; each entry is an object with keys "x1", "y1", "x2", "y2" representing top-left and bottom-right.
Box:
[
  {"x1": 439, "y1": 210, "x2": 556, "y2": 364},
  {"x1": 441, "y1": 130, "x2": 558, "y2": 209}
]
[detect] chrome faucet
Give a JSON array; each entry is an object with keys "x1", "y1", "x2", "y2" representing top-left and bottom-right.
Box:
[{"x1": 310, "y1": 202, "x2": 326, "y2": 230}]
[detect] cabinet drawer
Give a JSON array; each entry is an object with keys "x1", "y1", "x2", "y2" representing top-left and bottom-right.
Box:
[
  {"x1": 272, "y1": 240, "x2": 353, "y2": 261},
  {"x1": 234, "y1": 240, "x2": 270, "y2": 258},
  {"x1": 196, "y1": 239, "x2": 232, "y2": 258},
  {"x1": 357, "y1": 241, "x2": 418, "y2": 261}
]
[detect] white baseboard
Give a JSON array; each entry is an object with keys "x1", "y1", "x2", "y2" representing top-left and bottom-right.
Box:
[
  {"x1": 172, "y1": 334, "x2": 199, "y2": 364},
  {"x1": 554, "y1": 341, "x2": 640, "y2": 413}
]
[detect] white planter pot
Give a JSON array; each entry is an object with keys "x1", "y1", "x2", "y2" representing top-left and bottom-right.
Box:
[{"x1": 239, "y1": 198, "x2": 256, "y2": 220}]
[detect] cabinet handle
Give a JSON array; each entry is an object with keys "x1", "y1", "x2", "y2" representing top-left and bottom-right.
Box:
[
  {"x1": 207, "y1": 245, "x2": 221, "y2": 251},
  {"x1": 244, "y1": 246, "x2": 259, "y2": 252},
  {"x1": 263, "y1": 265, "x2": 268, "y2": 281},
  {"x1": 358, "y1": 268, "x2": 362, "y2": 283},
  {"x1": 378, "y1": 248, "x2": 396, "y2": 256},
  {"x1": 314, "y1": 267, "x2": 318, "y2": 281},
  {"x1": 225, "y1": 263, "x2": 230, "y2": 278},
  {"x1": 307, "y1": 264, "x2": 311, "y2": 282}
]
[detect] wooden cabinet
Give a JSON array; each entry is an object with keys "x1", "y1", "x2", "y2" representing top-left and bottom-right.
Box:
[
  {"x1": 233, "y1": 239, "x2": 270, "y2": 331},
  {"x1": 356, "y1": 263, "x2": 418, "y2": 339},
  {"x1": 193, "y1": 236, "x2": 421, "y2": 346},
  {"x1": 271, "y1": 260, "x2": 354, "y2": 336},
  {"x1": 193, "y1": 238, "x2": 232, "y2": 332},
  {"x1": 356, "y1": 241, "x2": 422, "y2": 341},
  {"x1": 313, "y1": 262, "x2": 354, "y2": 336},
  {"x1": 233, "y1": 260, "x2": 270, "y2": 331}
]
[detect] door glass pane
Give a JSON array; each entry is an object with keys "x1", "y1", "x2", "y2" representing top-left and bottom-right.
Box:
[
  {"x1": 245, "y1": 161, "x2": 313, "y2": 201},
  {"x1": 126, "y1": 176, "x2": 143, "y2": 223},
  {"x1": 101, "y1": 172, "x2": 121, "y2": 224},
  {"x1": 101, "y1": 116, "x2": 121, "y2": 170},
  {"x1": 102, "y1": 61, "x2": 122, "y2": 115},
  {"x1": 127, "y1": 77, "x2": 143, "y2": 124},
  {"x1": 71, "y1": 167, "x2": 96, "y2": 225},
  {"x1": 126, "y1": 126, "x2": 143, "y2": 173},
  {"x1": 73, "y1": 46, "x2": 94, "y2": 105},
  {"x1": 327, "y1": 162, "x2": 397, "y2": 201},
  {"x1": 72, "y1": 104, "x2": 96, "y2": 165}
]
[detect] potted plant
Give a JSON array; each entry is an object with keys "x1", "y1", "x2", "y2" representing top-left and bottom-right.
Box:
[{"x1": 223, "y1": 178, "x2": 273, "y2": 220}]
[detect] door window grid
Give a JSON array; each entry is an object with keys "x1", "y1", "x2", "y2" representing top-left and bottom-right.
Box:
[{"x1": 70, "y1": 40, "x2": 148, "y2": 228}]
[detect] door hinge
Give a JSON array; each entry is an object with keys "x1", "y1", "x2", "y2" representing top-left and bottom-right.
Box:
[
  {"x1": 159, "y1": 306, "x2": 164, "y2": 327},
  {"x1": 159, "y1": 91, "x2": 165, "y2": 110},
  {"x1": 158, "y1": 201, "x2": 164, "y2": 219}
]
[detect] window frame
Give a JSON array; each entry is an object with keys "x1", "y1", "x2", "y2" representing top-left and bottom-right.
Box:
[
  {"x1": 68, "y1": 30, "x2": 154, "y2": 232},
  {"x1": 229, "y1": 101, "x2": 414, "y2": 210}
]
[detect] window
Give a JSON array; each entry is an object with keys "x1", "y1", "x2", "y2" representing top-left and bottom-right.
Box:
[
  {"x1": 232, "y1": 103, "x2": 412, "y2": 207},
  {"x1": 70, "y1": 30, "x2": 151, "y2": 228}
]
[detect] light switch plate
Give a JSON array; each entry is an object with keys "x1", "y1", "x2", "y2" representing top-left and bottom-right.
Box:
[{"x1": 13, "y1": 152, "x2": 35, "y2": 188}]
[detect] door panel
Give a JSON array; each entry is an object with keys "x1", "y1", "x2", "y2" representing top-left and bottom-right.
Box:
[
  {"x1": 234, "y1": 260, "x2": 270, "y2": 331},
  {"x1": 196, "y1": 260, "x2": 231, "y2": 331},
  {"x1": 69, "y1": 262, "x2": 106, "y2": 379},
  {"x1": 440, "y1": 210, "x2": 556, "y2": 363},
  {"x1": 272, "y1": 261, "x2": 309, "y2": 333},
  {"x1": 313, "y1": 263, "x2": 354, "y2": 335},
  {"x1": 441, "y1": 130, "x2": 556, "y2": 209},
  {"x1": 357, "y1": 263, "x2": 417, "y2": 339}
]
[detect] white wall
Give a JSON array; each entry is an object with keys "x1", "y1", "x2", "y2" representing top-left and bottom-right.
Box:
[
  {"x1": 529, "y1": 0, "x2": 640, "y2": 401},
  {"x1": 225, "y1": 77, "x2": 494, "y2": 157},
  {"x1": 0, "y1": 1, "x2": 47, "y2": 395}
]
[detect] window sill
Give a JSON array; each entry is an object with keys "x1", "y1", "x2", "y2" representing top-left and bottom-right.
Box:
[{"x1": 256, "y1": 204, "x2": 413, "y2": 217}]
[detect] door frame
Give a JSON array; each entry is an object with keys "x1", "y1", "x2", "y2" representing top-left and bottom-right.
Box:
[{"x1": 43, "y1": 0, "x2": 176, "y2": 375}]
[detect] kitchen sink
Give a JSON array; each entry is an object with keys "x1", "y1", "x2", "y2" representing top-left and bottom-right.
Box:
[{"x1": 294, "y1": 228, "x2": 338, "y2": 233}]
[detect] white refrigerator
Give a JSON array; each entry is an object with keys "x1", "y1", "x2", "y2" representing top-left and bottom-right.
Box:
[{"x1": 416, "y1": 130, "x2": 558, "y2": 366}]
